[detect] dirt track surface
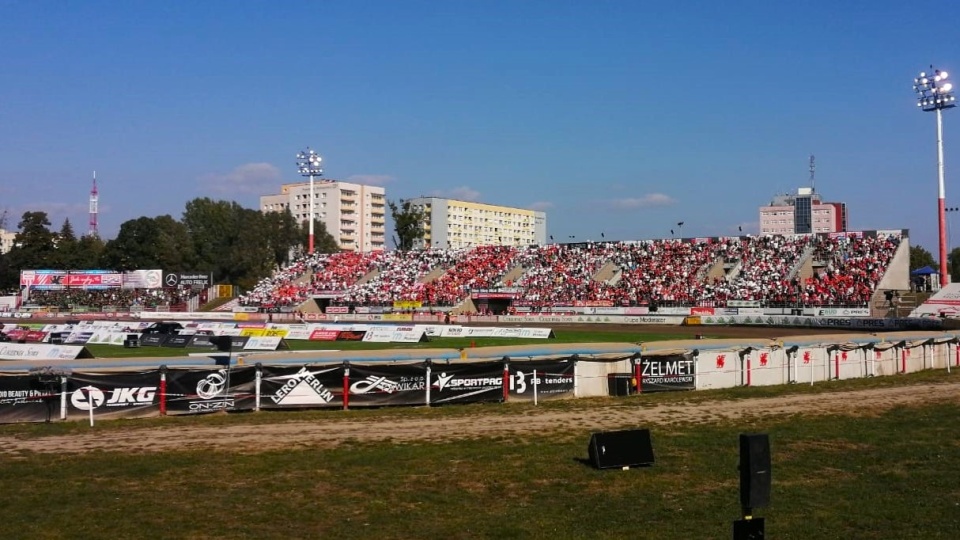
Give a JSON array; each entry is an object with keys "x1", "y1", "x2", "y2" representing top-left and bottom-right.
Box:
[{"x1": 3, "y1": 379, "x2": 958, "y2": 456}]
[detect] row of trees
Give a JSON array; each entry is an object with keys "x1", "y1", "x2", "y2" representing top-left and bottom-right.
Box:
[
  {"x1": 0, "y1": 198, "x2": 340, "y2": 292},
  {"x1": 0, "y1": 197, "x2": 431, "y2": 293}
]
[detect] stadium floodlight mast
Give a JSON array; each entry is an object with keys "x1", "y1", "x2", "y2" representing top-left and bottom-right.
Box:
[
  {"x1": 296, "y1": 148, "x2": 324, "y2": 254},
  {"x1": 914, "y1": 66, "x2": 957, "y2": 287}
]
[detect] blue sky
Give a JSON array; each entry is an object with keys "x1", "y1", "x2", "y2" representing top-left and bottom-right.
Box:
[{"x1": 1, "y1": 1, "x2": 959, "y2": 253}]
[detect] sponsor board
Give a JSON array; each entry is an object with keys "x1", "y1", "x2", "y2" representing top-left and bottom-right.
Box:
[
  {"x1": 498, "y1": 315, "x2": 680, "y2": 325},
  {"x1": 639, "y1": 355, "x2": 696, "y2": 392},
  {"x1": 431, "y1": 362, "x2": 504, "y2": 405},
  {"x1": 0, "y1": 296, "x2": 18, "y2": 310},
  {"x1": 508, "y1": 360, "x2": 575, "y2": 401},
  {"x1": 697, "y1": 315, "x2": 943, "y2": 330},
  {"x1": 309, "y1": 329, "x2": 340, "y2": 341},
  {"x1": 439, "y1": 326, "x2": 466, "y2": 338},
  {"x1": 348, "y1": 364, "x2": 427, "y2": 407},
  {"x1": 815, "y1": 308, "x2": 871, "y2": 317},
  {"x1": 239, "y1": 328, "x2": 289, "y2": 338},
  {"x1": 243, "y1": 337, "x2": 284, "y2": 351},
  {"x1": 690, "y1": 307, "x2": 715, "y2": 316},
  {"x1": 325, "y1": 306, "x2": 350, "y2": 314},
  {"x1": 121, "y1": 269, "x2": 163, "y2": 289},
  {"x1": 362, "y1": 326, "x2": 426, "y2": 343},
  {"x1": 163, "y1": 367, "x2": 257, "y2": 415},
  {"x1": 259, "y1": 366, "x2": 342, "y2": 409},
  {"x1": 0, "y1": 343, "x2": 89, "y2": 360},
  {"x1": 66, "y1": 371, "x2": 161, "y2": 420}
]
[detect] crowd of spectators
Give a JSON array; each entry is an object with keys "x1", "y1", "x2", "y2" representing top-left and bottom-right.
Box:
[
  {"x1": 24, "y1": 288, "x2": 191, "y2": 310},
  {"x1": 234, "y1": 232, "x2": 904, "y2": 310}
]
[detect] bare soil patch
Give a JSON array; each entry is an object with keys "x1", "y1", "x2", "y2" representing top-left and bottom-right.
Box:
[{"x1": 3, "y1": 379, "x2": 958, "y2": 456}]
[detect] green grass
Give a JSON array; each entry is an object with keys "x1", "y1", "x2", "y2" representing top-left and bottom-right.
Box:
[
  {"x1": 81, "y1": 330, "x2": 709, "y2": 359},
  {"x1": 1, "y1": 372, "x2": 958, "y2": 538}
]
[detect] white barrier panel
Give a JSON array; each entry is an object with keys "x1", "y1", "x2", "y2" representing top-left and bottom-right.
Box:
[
  {"x1": 697, "y1": 314, "x2": 943, "y2": 331},
  {"x1": 85, "y1": 331, "x2": 128, "y2": 345},
  {"x1": 0, "y1": 342, "x2": 88, "y2": 360},
  {"x1": 361, "y1": 326, "x2": 425, "y2": 343},
  {"x1": 439, "y1": 326, "x2": 466, "y2": 337},
  {"x1": 243, "y1": 337, "x2": 283, "y2": 351},
  {"x1": 497, "y1": 315, "x2": 681, "y2": 325}
]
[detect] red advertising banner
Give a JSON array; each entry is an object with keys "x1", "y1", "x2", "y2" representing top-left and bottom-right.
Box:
[
  {"x1": 690, "y1": 307, "x2": 716, "y2": 316},
  {"x1": 20, "y1": 270, "x2": 67, "y2": 288},
  {"x1": 309, "y1": 330, "x2": 340, "y2": 341},
  {"x1": 63, "y1": 273, "x2": 123, "y2": 287}
]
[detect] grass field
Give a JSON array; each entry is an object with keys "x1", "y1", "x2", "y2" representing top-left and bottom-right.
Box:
[
  {"x1": 1, "y1": 370, "x2": 959, "y2": 539},
  {"x1": 82, "y1": 330, "x2": 688, "y2": 359}
]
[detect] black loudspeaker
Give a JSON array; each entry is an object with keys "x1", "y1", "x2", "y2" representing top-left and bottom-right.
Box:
[
  {"x1": 739, "y1": 433, "x2": 771, "y2": 509},
  {"x1": 588, "y1": 429, "x2": 655, "y2": 469}
]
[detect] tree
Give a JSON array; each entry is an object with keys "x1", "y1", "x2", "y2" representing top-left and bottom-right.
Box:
[
  {"x1": 949, "y1": 247, "x2": 960, "y2": 283},
  {"x1": 388, "y1": 199, "x2": 426, "y2": 251},
  {"x1": 102, "y1": 215, "x2": 193, "y2": 271},
  {"x1": 0, "y1": 212, "x2": 57, "y2": 288},
  {"x1": 299, "y1": 218, "x2": 340, "y2": 255},
  {"x1": 53, "y1": 218, "x2": 79, "y2": 269},
  {"x1": 910, "y1": 245, "x2": 936, "y2": 271}
]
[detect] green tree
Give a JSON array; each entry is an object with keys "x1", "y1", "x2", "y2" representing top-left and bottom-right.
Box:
[
  {"x1": 910, "y1": 245, "x2": 937, "y2": 271},
  {"x1": 53, "y1": 218, "x2": 79, "y2": 268},
  {"x1": 0, "y1": 212, "x2": 58, "y2": 288},
  {"x1": 299, "y1": 218, "x2": 340, "y2": 255},
  {"x1": 388, "y1": 199, "x2": 426, "y2": 251},
  {"x1": 949, "y1": 247, "x2": 960, "y2": 283},
  {"x1": 102, "y1": 215, "x2": 193, "y2": 271},
  {"x1": 74, "y1": 234, "x2": 107, "y2": 269}
]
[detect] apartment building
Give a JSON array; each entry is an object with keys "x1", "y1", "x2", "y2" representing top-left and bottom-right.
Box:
[
  {"x1": 759, "y1": 187, "x2": 848, "y2": 235},
  {"x1": 260, "y1": 180, "x2": 386, "y2": 252},
  {"x1": 0, "y1": 228, "x2": 14, "y2": 255},
  {"x1": 407, "y1": 197, "x2": 547, "y2": 249}
]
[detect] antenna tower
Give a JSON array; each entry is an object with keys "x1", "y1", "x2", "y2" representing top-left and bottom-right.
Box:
[
  {"x1": 88, "y1": 171, "x2": 99, "y2": 237},
  {"x1": 809, "y1": 155, "x2": 816, "y2": 193}
]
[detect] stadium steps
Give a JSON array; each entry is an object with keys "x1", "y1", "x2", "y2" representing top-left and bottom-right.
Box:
[
  {"x1": 451, "y1": 296, "x2": 478, "y2": 316},
  {"x1": 592, "y1": 262, "x2": 619, "y2": 283},
  {"x1": 702, "y1": 259, "x2": 726, "y2": 281},
  {"x1": 354, "y1": 270, "x2": 379, "y2": 285},
  {"x1": 789, "y1": 246, "x2": 816, "y2": 281},
  {"x1": 418, "y1": 266, "x2": 448, "y2": 284},
  {"x1": 293, "y1": 269, "x2": 312, "y2": 286},
  {"x1": 498, "y1": 265, "x2": 527, "y2": 287},
  {"x1": 606, "y1": 268, "x2": 623, "y2": 286}
]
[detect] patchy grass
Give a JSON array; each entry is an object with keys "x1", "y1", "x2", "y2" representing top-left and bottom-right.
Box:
[{"x1": 1, "y1": 392, "x2": 959, "y2": 538}]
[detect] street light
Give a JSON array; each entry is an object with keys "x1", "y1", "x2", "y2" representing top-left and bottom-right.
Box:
[
  {"x1": 296, "y1": 148, "x2": 324, "y2": 254},
  {"x1": 914, "y1": 66, "x2": 957, "y2": 287}
]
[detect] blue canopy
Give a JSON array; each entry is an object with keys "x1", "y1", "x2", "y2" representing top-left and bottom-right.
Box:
[{"x1": 911, "y1": 266, "x2": 937, "y2": 276}]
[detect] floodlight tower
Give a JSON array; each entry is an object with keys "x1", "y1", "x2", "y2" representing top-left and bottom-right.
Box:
[
  {"x1": 915, "y1": 66, "x2": 957, "y2": 287},
  {"x1": 296, "y1": 148, "x2": 324, "y2": 254}
]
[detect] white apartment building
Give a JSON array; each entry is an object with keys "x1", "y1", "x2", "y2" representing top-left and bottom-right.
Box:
[
  {"x1": 0, "y1": 228, "x2": 14, "y2": 255},
  {"x1": 260, "y1": 180, "x2": 386, "y2": 252},
  {"x1": 407, "y1": 197, "x2": 547, "y2": 249}
]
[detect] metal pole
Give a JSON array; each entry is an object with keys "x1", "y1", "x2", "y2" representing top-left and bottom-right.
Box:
[
  {"x1": 309, "y1": 173, "x2": 315, "y2": 254},
  {"x1": 937, "y1": 108, "x2": 948, "y2": 287}
]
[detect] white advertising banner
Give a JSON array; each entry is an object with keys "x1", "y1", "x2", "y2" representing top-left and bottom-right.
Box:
[
  {"x1": 0, "y1": 342, "x2": 88, "y2": 360},
  {"x1": 0, "y1": 296, "x2": 17, "y2": 310},
  {"x1": 497, "y1": 315, "x2": 681, "y2": 325},
  {"x1": 361, "y1": 326, "x2": 426, "y2": 343},
  {"x1": 242, "y1": 337, "x2": 284, "y2": 351}
]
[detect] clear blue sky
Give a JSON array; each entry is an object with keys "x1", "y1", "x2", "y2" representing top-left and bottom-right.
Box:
[{"x1": 1, "y1": 1, "x2": 958, "y2": 254}]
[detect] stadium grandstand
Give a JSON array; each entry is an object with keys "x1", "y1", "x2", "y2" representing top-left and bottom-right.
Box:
[{"x1": 237, "y1": 230, "x2": 908, "y2": 315}]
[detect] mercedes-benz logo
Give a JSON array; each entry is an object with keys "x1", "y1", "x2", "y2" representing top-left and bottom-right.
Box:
[{"x1": 165, "y1": 273, "x2": 179, "y2": 287}]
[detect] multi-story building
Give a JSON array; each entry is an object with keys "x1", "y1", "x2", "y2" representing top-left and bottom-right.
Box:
[
  {"x1": 407, "y1": 197, "x2": 547, "y2": 249},
  {"x1": 260, "y1": 180, "x2": 386, "y2": 252},
  {"x1": 0, "y1": 228, "x2": 14, "y2": 255},
  {"x1": 759, "y1": 187, "x2": 847, "y2": 235}
]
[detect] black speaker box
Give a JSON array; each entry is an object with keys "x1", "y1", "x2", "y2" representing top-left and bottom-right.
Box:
[
  {"x1": 739, "y1": 433, "x2": 771, "y2": 509},
  {"x1": 588, "y1": 429, "x2": 655, "y2": 469}
]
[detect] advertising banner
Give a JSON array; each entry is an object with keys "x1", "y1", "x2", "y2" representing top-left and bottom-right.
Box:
[
  {"x1": 361, "y1": 326, "x2": 426, "y2": 343},
  {"x1": 243, "y1": 337, "x2": 285, "y2": 351},
  {"x1": 309, "y1": 329, "x2": 340, "y2": 341},
  {"x1": 63, "y1": 271, "x2": 123, "y2": 288},
  {"x1": 0, "y1": 343, "x2": 90, "y2": 360},
  {"x1": 139, "y1": 334, "x2": 169, "y2": 347},
  {"x1": 122, "y1": 269, "x2": 163, "y2": 289},
  {"x1": 639, "y1": 354, "x2": 696, "y2": 392},
  {"x1": 336, "y1": 330, "x2": 366, "y2": 341},
  {"x1": 348, "y1": 364, "x2": 427, "y2": 407},
  {"x1": 163, "y1": 367, "x2": 257, "y2": 415},
  {"x1": 161, "y1": 334, "x2": 191, "y2": 348},
  {"x1": 325, "y1": 306, "x2": 350, "y2": 314},
  {"x1": 20, "y1": 270, "x2": 68, "y2": 289},
  {"x1": 259, "y1": 365, "x2": 343, "y2": 409},
  {"x1": 508, "y1": 359, "x2": 575, "y2": 401},
  {"x1": 66, "y1": 371, "x2": 161, "y2": 420},
  {"x1": 430, "y1": 361, "x2": 503, "y2": 405},
  {"x1": 0, "y1": 374, "x2": 60, "y2": 424}
]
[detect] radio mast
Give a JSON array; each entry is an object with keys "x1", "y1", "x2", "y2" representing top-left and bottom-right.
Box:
[
  {"x1": 809, "y1": 155, "x2": 816, "y2": 193},
  {"x1": 88, "y1": 171, "x2": 99, "y2": 237}
]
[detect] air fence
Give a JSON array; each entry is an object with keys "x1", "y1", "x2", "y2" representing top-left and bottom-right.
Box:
[{"x1": 1, "y1": 334, "x2": 958, "y2": 425}]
